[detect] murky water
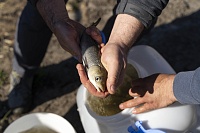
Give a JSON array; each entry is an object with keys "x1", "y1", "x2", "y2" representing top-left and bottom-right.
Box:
[{"x1": 19, "y1": 125, "x2": 58, "y2": 133}]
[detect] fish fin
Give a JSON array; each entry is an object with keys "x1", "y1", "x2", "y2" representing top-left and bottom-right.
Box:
[{"x1": 90, "y1": 18, "x2": 101, "y2": 27}]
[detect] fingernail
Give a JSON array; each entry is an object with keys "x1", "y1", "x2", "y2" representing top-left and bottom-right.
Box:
[
  {"x1": 110, "y1": 85, "x2": 115, "y2": 93},
  {"x1": 92, "y1": 31, "x2": 98, "y2": 36},
  {"x1": 119, "y1": 104, "x2": 124, "y2": 109}
]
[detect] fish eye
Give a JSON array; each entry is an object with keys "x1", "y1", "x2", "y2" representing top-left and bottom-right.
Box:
[{"x1": 95, "y1": 76, "x2": 102, "y2": 82}]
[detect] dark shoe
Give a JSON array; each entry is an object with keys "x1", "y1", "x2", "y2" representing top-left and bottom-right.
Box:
[{"x1": 8, "y1": 70, "x2": 34, "y2": 114}]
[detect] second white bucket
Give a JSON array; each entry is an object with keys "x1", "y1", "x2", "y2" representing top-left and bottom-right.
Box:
[{"x1": 76, "y1": 45, "x2": 198, "y2": 133}]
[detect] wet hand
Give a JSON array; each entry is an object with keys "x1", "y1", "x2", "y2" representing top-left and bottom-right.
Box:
[
  {"x1": 119, "y1": 74, "x2": 177, "y2": 114},
  {"x1": 101, "y1": 42, "x2": 128, "y2": 94}
]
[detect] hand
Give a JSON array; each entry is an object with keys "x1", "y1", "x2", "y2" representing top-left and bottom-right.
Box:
[
  {"x1": 101, "y1": 14, "x2": 144, "y2": 94},
  {"x1": 36, "y1": 0, "x2": 85, "y2": 62},
  {"x1": 101, "y1": 42, "x2": 128, "y2": 94},
  {"x1": 119, "y1": 74, "x2": 177, "y2": 114},
  {"x1": 53, "y1": 18, "x2": 85, "y2": 62}
]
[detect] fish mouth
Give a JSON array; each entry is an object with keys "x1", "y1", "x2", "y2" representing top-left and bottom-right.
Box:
[{"x1": 95, "y1": 86, "x2": 105, "y2": 92}]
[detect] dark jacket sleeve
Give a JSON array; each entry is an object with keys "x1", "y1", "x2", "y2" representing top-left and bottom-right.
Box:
[
  {"x1": 116, "y1": 0, "x2": 169, "y2": 28},
  {"x1": 27, "y1": 0, "x2": 38, "y2": 6},
  {"x1": 173, "y1": 67, "x2": 200, "y2": 104}
]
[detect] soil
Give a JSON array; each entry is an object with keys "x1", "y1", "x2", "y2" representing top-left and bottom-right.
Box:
[{"x1": 0, "y1": 0, "x2": 200, "y2": 133}]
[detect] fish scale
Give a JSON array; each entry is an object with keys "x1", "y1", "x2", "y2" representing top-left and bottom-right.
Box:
[
  {"x1": 80, "y1": 29, "x2": 107, "y2": 92},
  {"x1": 83, "y1": 45, "x2": 102, "y2": 68}
]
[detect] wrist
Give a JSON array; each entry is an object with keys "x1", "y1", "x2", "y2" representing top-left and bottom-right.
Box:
[
  {"x1": 161, "y1": 74, "x2": 177, "y2": 103},
  {"x1": 106, "y1": 41, "x2": 130, "y2": 55},
  {"x1": 169, "y1": 75, "x2": 177, "y2": 102}
]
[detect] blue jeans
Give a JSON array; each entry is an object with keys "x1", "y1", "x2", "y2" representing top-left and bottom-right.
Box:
[{"x1": 13, "y1": 2, "x2": 52, "y2": 73}]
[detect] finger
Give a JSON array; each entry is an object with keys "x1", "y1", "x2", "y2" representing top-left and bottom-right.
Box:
[
  {"x1": 106, "y1": 64, "x2": 122, "y2": 94},
  {"x1": 107, "y1": 58, "x2": 126, "y2": 94},
  {"x1": 130, "y1": 86, "x2": 147, "y2": 97},
  {"x1": 132, "y1": 103, "x2": 152, "y2": 114},
  {"x1": 100, "y1": 43, "x2": 105, "y2": 48},
  {"x1": 76, "y1": 64, "x2": 88, "y2": 83},
  {"x1": 119, "y1": 97, "x2": 144, "y2": 109},
  {"x1": 86, "y1": 27, "x2": 102, "y2": 44},
  {"x1": 76, "y1": 64, "x2": 109, "y2": 98},
  {"x1": 129, "y1": 89, "x2": 140, "y2": 97}
]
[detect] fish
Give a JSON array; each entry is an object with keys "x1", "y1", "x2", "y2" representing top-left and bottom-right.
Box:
[{"x1": 80, "y1": 18, "x2": 107, "y2": 92}]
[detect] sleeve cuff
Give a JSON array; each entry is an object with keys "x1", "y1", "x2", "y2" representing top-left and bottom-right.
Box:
[
  {"x1": 116, "y1": 0, "x2": 153, "y2": 28},
  {"x1": 173, "y1": 71, "x2": 197, "y2": 104}
]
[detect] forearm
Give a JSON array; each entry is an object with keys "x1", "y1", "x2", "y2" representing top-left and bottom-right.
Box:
[
  {"x1": 110, "y1": 0, "x2": 169, "y2": 50},
  {"x1": 116, "y1": 0, "x2": 169, "y2": 28},
  {"x1": 108, "y1": 14, "x2": 144, "y2": 50},
  {"x1": 36, "y1": 0, "x2": 69, "y2": 32}
]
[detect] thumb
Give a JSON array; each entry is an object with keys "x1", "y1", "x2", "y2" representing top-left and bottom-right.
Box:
[
  {"x1": 106, "y1": 65, "x2": 122, "y2": 94},
  {"x1": 86, "y1": 27, "x2": 102, "y2": 44}
]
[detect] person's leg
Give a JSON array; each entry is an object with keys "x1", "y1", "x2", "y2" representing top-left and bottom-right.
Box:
[{"x1": 9, "y1": 2, "x2": 52, "y2": 114}]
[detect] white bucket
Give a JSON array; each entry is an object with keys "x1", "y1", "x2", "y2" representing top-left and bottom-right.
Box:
[
  {"x1": 76, "y1": 45, "x2": 198, "y2": 133},
  {"x1": 4, "y1": 113, "x2": 76, "y2": 133}
]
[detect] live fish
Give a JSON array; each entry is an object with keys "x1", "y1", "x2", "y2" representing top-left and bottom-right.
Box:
[{"x1": 80, "y1": 19, "x2": 107, "y2": 92}]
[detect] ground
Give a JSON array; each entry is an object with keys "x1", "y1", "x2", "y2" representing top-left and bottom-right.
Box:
[{"x1": 0, "y1": 0, "x2": 200, "y2": 133}]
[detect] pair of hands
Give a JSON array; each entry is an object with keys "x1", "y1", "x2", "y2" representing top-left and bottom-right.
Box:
[
  {"x1": 42, "y1": 5, "x2": 177, "y2": 113},
  {"x1": 56, "y1": 18, "x2": 178, "y2": 114},
  {"x1": 57, "y1": 19, "x2": 127, "y2": 97},
  {"x1": 36, "y1": 0, "x2": 176, "y2": 114},
  {"x1": 53, "y1": 18, "x2": 178, "y2": 114},
  {"x1": 36, "y1": 0, "x2": 126, "y2": 98},
  {"x1": 51, "y1": 16, "x2": 126, "y2": 97},
  {"x1": 37, "y1": 0, "x2": 161, "y2": 113}
]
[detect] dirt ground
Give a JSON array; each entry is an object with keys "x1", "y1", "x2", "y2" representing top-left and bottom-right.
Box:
[{"x1": 0, "y1": 0, "x2": 200, "y2": 133}]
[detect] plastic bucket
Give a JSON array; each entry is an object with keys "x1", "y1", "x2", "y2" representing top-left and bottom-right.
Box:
[
  {"x1": 76, "y1": 45, "x2": 197, "y2": 133},
  {"x1": 4, "y1": 113, "x2": 76, "y2": 133}
]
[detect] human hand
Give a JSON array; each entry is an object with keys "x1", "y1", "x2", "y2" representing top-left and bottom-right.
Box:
[
  {"x1": 100, "y1": 14, "x2": 144, "y2": 94},
  {"x1": 36, "y1": 0, "x2": 85, "y2": 62},
  {"x1": 101, "y1": 42, "x2": 128, "y2": 94},
  {"x1": 119, "y1": 74, "x2": 177, "y2": 114},
  {"x1": 53, "y1": 18, "x2": 85, "y2": 62}
]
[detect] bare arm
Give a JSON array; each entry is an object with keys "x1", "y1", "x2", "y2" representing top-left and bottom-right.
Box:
[
  {"x1": 101, "y1": 14, "x2": 144, "y2": 94},
  {"x1": 100, "y1": 0, "x2": 169, "y2": 94},
  {"x1": 108, "y1": 14, "x2": 144, "y2": 49}
]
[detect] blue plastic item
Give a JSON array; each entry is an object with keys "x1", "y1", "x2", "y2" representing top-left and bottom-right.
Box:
[
  {"x1": 100, "y1": 31, "x2": 106, "y2": 44},
  {"x1": 128, "y1": 121, "x2": 165, "y2": 133}
]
